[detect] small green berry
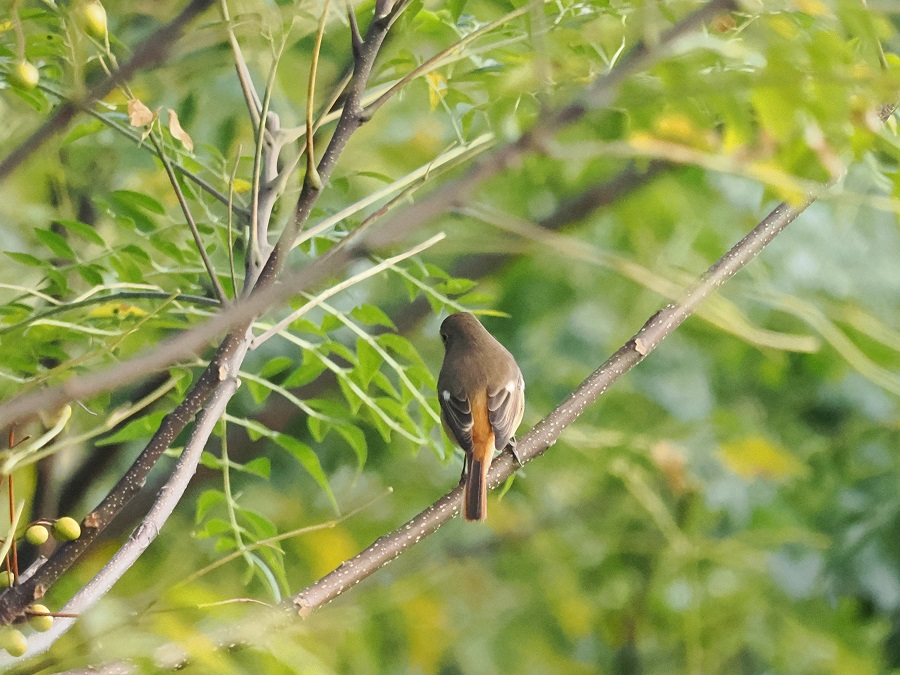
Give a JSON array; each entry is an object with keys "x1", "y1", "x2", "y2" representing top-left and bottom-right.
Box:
[
  {"x1": 25, "y1": 524, "x2": 49, "y2": 546},
  {"x1": 29, "y1": 604, "x2": 54, "y2": 632},
  {"x1": 0, "y1": 571, "x2": 13, "y2": 588},
  {"x1": 52, "y1": 517, "x2": 81, "y2": 542},
  {"x1": 77, "y1": 0, "x2": 108, "y2": 40},
  {"x1": 0, "y1": 628, "x2": 28, "y2": 657},
  {"x1": 9, "y1": 61, "x2": 39, "y2": 90}
]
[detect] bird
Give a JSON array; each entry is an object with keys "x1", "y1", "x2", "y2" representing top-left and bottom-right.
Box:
[{"x1": 437, "y1": 312, "x2": 525, "y2": 521}]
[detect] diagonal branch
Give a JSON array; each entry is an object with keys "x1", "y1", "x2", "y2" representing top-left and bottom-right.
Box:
[
  {"x1": 0, "y1": 0, "x2": 733, "y2": 434},
  {"x1": 259, "y1": 1, "x2": 413, "y2": 284},
  {"x1": 292, "y1": 95, "x2": 900, "y2": 615},
  {"x1": 0, "y1": 0, "x2": 419, "y2": 631},
  {"x1": 291, "y1": 187, "x2": 819, "y2": 616}
]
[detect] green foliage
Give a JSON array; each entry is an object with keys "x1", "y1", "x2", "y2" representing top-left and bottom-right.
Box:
[{"x1": 0, "y1": 0, "x2": 898, "y2": 672}]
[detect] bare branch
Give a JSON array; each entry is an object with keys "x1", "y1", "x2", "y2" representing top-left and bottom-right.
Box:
[
  {"x1": 261, "y1": 0, "x2": 410, "y2": 280},
  {"x1": 218, "y1": 0, "x2": 263, "y2": 127},
  {"x1": 0, "y1": 0, "x2": 735, "y2": 433},
  {"x1": 347, "y1": 1, "x2": 363, "y2": 60},
  {"x1": 3, "y1": 352, "x2": 244, "y2": 659},
  {"x1": 291, "y1": 186, "x2": 817, "y2": 616}
]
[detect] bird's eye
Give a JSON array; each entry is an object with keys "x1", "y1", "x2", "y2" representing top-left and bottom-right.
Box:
[{"x1": 440, "y1": 332, "x2": 448, "y2": 344}]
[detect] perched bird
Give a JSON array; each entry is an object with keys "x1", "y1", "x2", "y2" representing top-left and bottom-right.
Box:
[{"x1": 437, "y1": 313, "x2": 525, "y2": 521}]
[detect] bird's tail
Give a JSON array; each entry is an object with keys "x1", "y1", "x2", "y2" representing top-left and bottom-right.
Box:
[{"x1": 463, "y1": 454, "x2": 490, "y2": 521}]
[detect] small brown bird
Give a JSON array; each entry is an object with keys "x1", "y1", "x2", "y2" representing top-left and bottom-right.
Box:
[{"x1": 437, "y1": 312, "x2": 525, "y2": 521}]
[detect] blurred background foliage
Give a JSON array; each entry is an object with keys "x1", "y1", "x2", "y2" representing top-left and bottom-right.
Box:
[{"x1": 1, "y1": 0, "x2": 899, "y2": 672}]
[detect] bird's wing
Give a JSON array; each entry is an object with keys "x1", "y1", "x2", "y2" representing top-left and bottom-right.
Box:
[
  {"x1": 440, "y1": 388, "x2": 474, "y2": 453},
  {"x1": 487, "y1": 370, "x2": 525, "y2": 451}
]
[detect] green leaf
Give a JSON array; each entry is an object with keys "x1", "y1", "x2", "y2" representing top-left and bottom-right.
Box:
[
  {"x1": 320, "y1": 313, "x2": 342, "y2": 332},
  {"x1": 62, "y1": 118, "x2": 105, "y2": 145},
  {"x1": 288, "y1": 318, "x2": 327, "y2": 337},
  {"x1": 323, "y1": 340, "x2": 356, "y2": 365},
  {"x1": 56, "y1": 219, "x2": 106, "y2": 246},
  {"x1": 307, "y1": 415, "x2": 330, "y2": 442},
  {"x1": 199, "y1": 451, "x2": 222, "y2": 470},
  {"x1": 448, "y1": 0, "x2": 467, "y2": 22},
  {"x1": 355, "y1": 337, "x2": 383, "y2": 388},
  {"x1": 273, "y1": 434, "x2": 338, "y2": 513},
  {"x1": 35, "y1": 229, "x2": 76, "y2": 260},
  {"x1": 259, "y1": 356, "x2": 294, "y2": 380},
  {"x1": 95, "y1": 411, "x2": 167, "y2": 446},
  {"x1": 109, "y1": 189, "x2": 166, "y2": 214},
  {"x1": 337, "y1": 375, "x2": 363, "y2": 413},
  {"x1": 351, "y1": 304, "x2": 397, "y2": 330},
  {"x1": 122, "y1": 243, "x2": 151, "y2": 265},
  {"x1": 43, "y1": 268, "x2": 69, "y2": 296},
  {"x1": 240, "y1": 509, "x2": 279, "y2": 538},
  {"x1": 195, "y1": 489, "x2": 226, "y2": 524},
  {"x1": 4, "y1": 251, "x2": 43, "y2": 267},
  {"x1": 371, "y1": 371, "x2": 400, "y2": 398},
  {"x1": 76, "y1": 264, "x2": 104, "y2": 285},
  {"x1": 196, "y1": 518, "x2": 232, "y2": 539},
  {"x1": 376, "y1": 333, "x2": 426, "y2": 367},
  {"x1": 149, "y1": 236, "x2": 187, "y2": 263},
  {"x1": 436, "y1": 277, "x2": 477, "y2": 295},
  {"x1": 337, "y1": 425, "x2": 367, "y2": 468},
  {"x1": 245, "y1": 378, "x2": 272, "y2": 405},
  {"x1": 283, "y1": 359, "x2": 327, "y2": 388},
  {"x1": 241, "y1": 457, "x2": 271, "y2": 479},
  {"x1": 110, "y1": 253, "x2": 143, "y2": 283}
]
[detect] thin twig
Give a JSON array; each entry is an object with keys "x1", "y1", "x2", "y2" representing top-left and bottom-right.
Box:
[
  {"x1": 151, "y1": 134, "x2": 228, "y2": 304},
  {"x1": 227, "y1": 145, "x2": 242, "y2": 296},
  {"x1": 251, "y1": 233, "x2": 445, "y2": 348},
  {"x1": 0, "y1": 0, "x2": 733, "y2": 432},
  {"x1": 363, "y1": 4, "x2": 531, "y2": 117},
  {"x1": 304, "y1": 0, "x2": 332, "y2": 191},
  {"x1": 218, "y1": 0, "x2": 262, "y2": 126}
]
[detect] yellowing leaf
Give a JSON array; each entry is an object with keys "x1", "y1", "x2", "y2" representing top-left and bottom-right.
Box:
[
  {"x1": 719, "y1": 436, "x2": 808, "y2": 480},
  {"x1": 168, "y1": 109, "x2": 194, "y2": 152},
  {"x1": 652, "y1": 113, "x2": 714, "y2": 149},
  {"x1": 231, "y1": 178, "x2": 252, "y2": 193},
  {"x1": 425, "y1": 71, "x2": 446, "y2": 111},
  {"x1": 89, "y1": 302, "x2": 148, "y2": 319},
  {"x1": 792, "y1": 0, "x2": 830, "y2": 17},
  {"x1": 127, "y1": 98, "x2": 155, "y2": 127}
]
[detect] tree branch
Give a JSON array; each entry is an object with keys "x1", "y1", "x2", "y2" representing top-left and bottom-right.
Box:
[
  {"x1": 291, "y1": 189, "x2": 818, "y2": 616},
  {"x1": 2, "y1": 348, "x2": 245, "y2": 660},
  {"x1": 0, "y1": 0, "x2": 420, "y2": 632},
  {"x1": 0, "y1": 0, "x2": 733, "y2": 432}
]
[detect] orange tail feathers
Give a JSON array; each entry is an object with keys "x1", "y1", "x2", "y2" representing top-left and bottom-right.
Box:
[{"x1": 463, "y1": 453, "x2": 491, "y2": 521}]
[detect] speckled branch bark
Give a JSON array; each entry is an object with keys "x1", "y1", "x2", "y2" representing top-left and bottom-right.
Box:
[
  {"x1": 291, "y1": 188, "x2": 820, "y2": 615},
  {"x1": 0, "y1": 0, "x2": 412, "y2": 630}
]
